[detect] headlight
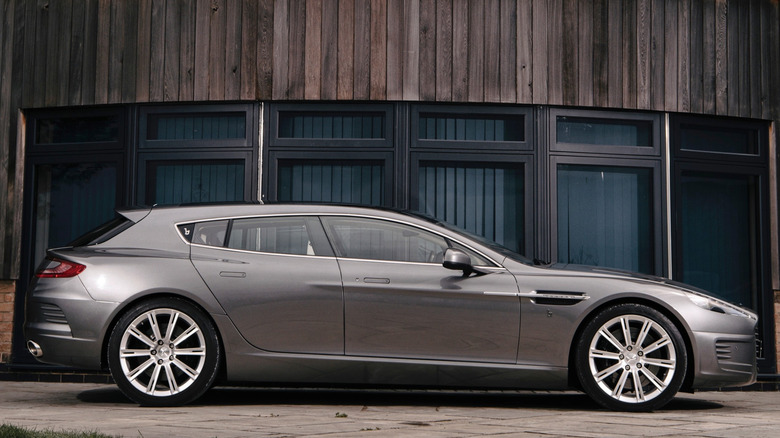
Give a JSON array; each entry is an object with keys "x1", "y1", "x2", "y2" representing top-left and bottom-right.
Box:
[{"x1": 684, "y1": 291, "x2": 757, "y2": 320}]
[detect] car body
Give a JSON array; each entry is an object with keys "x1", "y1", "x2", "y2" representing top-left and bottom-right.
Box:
[{"x1": 25, "y1": 203, "x2": 757, "y2": 411}]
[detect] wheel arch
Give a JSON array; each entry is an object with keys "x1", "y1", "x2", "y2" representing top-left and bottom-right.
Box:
[
  {"x1": 566, "y1": 296, "x2": 696, "y2": 392},
  {"x1": 99, "y1": 292, "x2": 228, "y2": 383}
]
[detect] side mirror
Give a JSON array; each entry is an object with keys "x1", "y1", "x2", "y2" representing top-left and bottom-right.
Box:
[{"x1": 442, "y1": 248, "x2": 473, "y2": 275}]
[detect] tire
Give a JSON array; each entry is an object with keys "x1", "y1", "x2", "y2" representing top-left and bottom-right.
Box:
[
  {"x1": 107, "y1": 297, "x2": 221, "y2": 406},
  {"x1": 575, "y1": 303, "x2": 687, "y2": 412}
]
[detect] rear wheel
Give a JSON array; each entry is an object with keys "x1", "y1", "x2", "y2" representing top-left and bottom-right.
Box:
[
  {"x1": 575, "y1": 303, "x2": 687, "y2": 411},
  {"x1": 107, "y1": 297, "x2": 220, "y2": 406}
]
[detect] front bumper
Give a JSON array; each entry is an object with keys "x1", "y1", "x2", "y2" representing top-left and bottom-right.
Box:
[{"x1": 690, "y1": 330, "x2": 757, "y2": 389}]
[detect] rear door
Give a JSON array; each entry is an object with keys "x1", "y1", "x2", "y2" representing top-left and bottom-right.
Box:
[
  {"x1": 188, "y1": 216, "x2": 344, "y2": 355},
  {"x1": 321, "y1": 216, "x2": 521, "y2": 363}
]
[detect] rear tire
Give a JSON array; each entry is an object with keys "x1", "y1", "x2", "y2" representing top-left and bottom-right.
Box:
[
  {"x1": 107, "y1": 297, "x2": 220, "y2": 406},
  {"x1": 575, "y1": 303, "x2": 687, "y2": 411}
]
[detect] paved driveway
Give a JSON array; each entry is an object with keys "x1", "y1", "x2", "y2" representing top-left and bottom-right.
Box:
[{"x1": 1, "y1": 382, "x2": 779, "y2": 437}]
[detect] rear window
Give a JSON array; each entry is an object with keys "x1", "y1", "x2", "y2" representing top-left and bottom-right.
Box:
[{"x1": 67, "y1": 216, "x2": 133, "y2": 247}]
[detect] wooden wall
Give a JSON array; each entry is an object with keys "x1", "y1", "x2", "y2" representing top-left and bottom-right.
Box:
[{"x1": 1, "y1": 0, "x2": 780, "y2": 279}]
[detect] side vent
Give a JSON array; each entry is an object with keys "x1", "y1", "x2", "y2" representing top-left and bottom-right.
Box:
[{"x1": 40, "y1": 303, "x2": 68, "y2": 325}]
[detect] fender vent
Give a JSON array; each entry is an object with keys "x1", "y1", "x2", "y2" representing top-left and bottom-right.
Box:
[{"x1": 39, "y1": 303, "x2": 68, "y2": 325}]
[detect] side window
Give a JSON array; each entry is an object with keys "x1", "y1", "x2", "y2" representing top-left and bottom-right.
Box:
[
  {"x1": 322, "y1": 217, "x2": 449, "y2": 263},
  {"x1": 227, "y1": 217, "x2": 332, "y2": 256},
  {"x1": 191, "y1": 220, "x2": 228, "y2": 247}
]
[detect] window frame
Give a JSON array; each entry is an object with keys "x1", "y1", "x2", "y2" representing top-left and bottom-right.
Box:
[
  {"x1": 269, "y1": 103, "x2": 394, "y2": 148},
  {"x1": 411, "y1": 105, "x2": 534, "y2": 151},
  {"x1": 549, "y1": 155, "x2": 665, "y2": 276},
  {"x1": 549, "y1": 108, "x2": 662, "y2": 157},
  {"x1": 671, "y1": 114, "x2": 767, "y2": 164},
  {"x1": 27, "y1": 107, "x2": 126, "y2": 154},
  {"x1": 138, "y1": 104, "x2": 256, "y2": 149}
]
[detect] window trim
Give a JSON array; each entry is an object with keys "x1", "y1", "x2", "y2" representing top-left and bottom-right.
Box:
[
  {"x1": 410, "y1": 152, "x2": 535, "y2": 258},
  {"x1": 549, "y1": 108, "x2": 662, "y2": 157},
  {"x1": 269, "y1": 103, "x2": 394, "y2": 148},
  {"x1": 411, "y1": 104, "x2": 534, "y2": 151},
  {"x1": 27, "y1": 107, "x2": 126, "y2": 154},
  {"x1": 138, "y1": 104, "x2": 255, "y2": 149},
  {"x1": 549, "y1": 155, "x2": 665, "y2": 276}
]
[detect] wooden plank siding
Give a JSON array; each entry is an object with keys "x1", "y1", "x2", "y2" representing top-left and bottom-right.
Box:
[{"x1": 1, "y1": 0, "x2": 779, "y2": 277}]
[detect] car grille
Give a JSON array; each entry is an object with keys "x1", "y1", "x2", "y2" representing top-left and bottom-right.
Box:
[{"x1": 39, "y1": 303, "x2": 68, "y2": 325}]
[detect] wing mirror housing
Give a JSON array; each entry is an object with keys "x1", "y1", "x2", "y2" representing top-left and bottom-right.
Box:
[{"x1": 443, "y1": 248, "x2": 473, "y2": 276}]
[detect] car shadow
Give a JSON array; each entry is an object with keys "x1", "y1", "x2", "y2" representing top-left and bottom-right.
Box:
[{"x1": 76, "y1": 386, "x2": 724, "y2": 412}]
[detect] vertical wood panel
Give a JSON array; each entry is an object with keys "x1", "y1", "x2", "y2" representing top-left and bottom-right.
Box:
[
  {"x1": 0, "y1": 0, "x2": 13, "y2": 275},
  {"x1": 149, "y1": 0, "x2": 166, "y2": 101},
  {"x1": 577, "y1": 0, "x2": 592, "y2": 107},
  {"x1": 606, "y1": 0, "x2": 622, "y2": 107},
  {"x1": 714, "y1": 0, "x2": 727, "y2": 115},
  {"x1": 22, "y1": 0, "x2": 39, "y2": 107},
  {"x1": 701, "y1": 0, "x2": 716, "y2": 113},
  {"x1": 746, "y1": 0, "x2": 758, "y2": 118},
  {"x1": 239, "y1": 0, "x2": 258, "y2": 100},
  {"x1": 305, "y1": 0, "x2": 322, "y2": 99},
  {"x1": 636, "y1": 0, "x2": 650, "y2": 109},
  {"x1": 467, "y1": 0, "x2": 484, "y2": 102},
  {"x1": 386, "y1": 0, "x2": 403, "y2": 100},
  {"x1": 593, "y1": 0, "x2": 608, "y2": 107},
  {"x1": 56, "y1": 0, "x2": 71, "y2": 106},
  {"x1": 272, "y1": 0, "x2": 290, "y2": 99},
  {"x1": 650, "y1": 0, "x2": 665, "y2": 110},
  {"x1": 193, "y1": 0, "x2": 209, "y2": 101},
  {"x1": 677, "y1": 0, "x2": 690, "y2": 112},
  {"x1": 403, "y1": 0, "x2": 420, "y2": 100},
  {"x1": 531, "y1": 0, "x2": 548, "y2": 104},
  {"x1": 95, "y1": 0, "x2": 110, "y2": 104},
  {"x1": 689, "y1": 0, "x2": 702, "y2": 113},
  {"x1": 370, "y1": 0, "x2": 387, "y2": 100},
  {"x1": 560, "y1": 0, "x2": 578, "y2": 106},
  {"x1": 163, "y1": 0, "x2": 180, "y2": 101},
  {"x1": 517, "y1": 0, "x2": 532, "y2": 103},
  {"x1": 257, "y1": 0, "x2": 274, "y2": 100},
  {"x1": 435, "y1": 0, "x2": 452, "y2": 101},
  {"x1": 121, "y1": 0, "x2": 138, "y2": 103},
  {"x1": 320, "y1": 0, "x2": 338, "y2": 100},
  {"x1": 547, "y1": 0, "x2": 562, "y2": 105},
  {"x1": 136, "y1": 0, "x2": 152, "y2": 102},
  {"x1": 622, "y1": 0, "x2": 636, "y2": 108},
  {"x1": 337, "y1": 0, "x2": 354, "y2": 100},
  {"x1": 209, "y1": 0, "x2": 227, "y2": 100},
  {"x1": 353, "y1": 0, "x2": 370, "y2": 99},
  {"x1": 419, "y1": 0, "x2": 435, "y2": 101},
  {"x1": 498, "y1": 0, "x2": 516, "y2": 103},
  {"x1": 760, "y1": 0, "x2": 772, "y2": 119},
  {"x1": 484, "y1": 0, "x2": 500, "y2": 102},
  {"x1": 726, "y1": 0, "x2": 739, "y2": 115},
  {"x1": 108, "y1": 0, "x2": 123, "y2": 103},
  {"x1": 451, "y1": 0, "x2": 468, "y2": 101},
  {"x1": 44, "y1": 0, "x2": 61, "y2": 106},
  {"x1": 224, "y1": 0, "x2": 241, "y2": 100},
  {"x1": 69, "y1": 0, "x2": 85, "y2": 105},
  {"x1": 178, "y1": 0, "x2": 197, "y2": 101}
]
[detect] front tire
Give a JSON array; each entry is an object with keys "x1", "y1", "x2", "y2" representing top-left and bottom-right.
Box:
[
  {"x1": 575, "y1": 303, "x2": 687, "y2": 411},
  {"x1": 107, "y1": 297, "x2": 220, "y2": 406}
]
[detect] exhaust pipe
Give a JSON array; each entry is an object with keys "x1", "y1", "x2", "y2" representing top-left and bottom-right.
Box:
[{"x1": 27, "y1": 340, "x2": 43, "y2": 357}]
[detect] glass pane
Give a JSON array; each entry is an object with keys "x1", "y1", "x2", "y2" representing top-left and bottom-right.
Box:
[
  {"x1": 278, "y1": 161, "x2": 384, "y2": 206},
  {"x1": 146, "y1": 112, "x2": 246, "y2": 140},
  {"x1": 556, "y1": 116, "x2": 652, "y2": 147},
  {"x1": 192, "y1": 221, "x2": 229, "y2": 247},
  {"x1": 418, "y1": 114, "x2": 524, "y2": 141},
  {"x1": 228, "y1": 217, "x2": 315, "y2": 255},
  {"x1": 36, "y1": 116, "x2": 119, "y2": 144},
  {"x1": 416, "y1": 162, "x2": 524, "y2": 254},
  {"x1": 557, "y1": 164, "x2": 654, "y2": 273},
  {"x1": 678, "y1": 172, "x2": 758, "y2": 307},
  {"x1": 34, "y1": 163, "x2": 117, "y2": 268},
  {"x1": 147, "y1": 161, "x2": 245, "y2": 205},
  {"x1": 679, "y1": 124, "x2": 757, "y2": 155},
  {"x1": 323, "y1": 217, "x2": 448, "y2": 263},
  {"x1": 278, "y1": 112, "x2": 385, "y2": 139}
]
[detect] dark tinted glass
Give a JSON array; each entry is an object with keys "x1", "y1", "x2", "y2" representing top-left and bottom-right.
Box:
[
  {"x1": 146, "y1": 112, "x2": 246, "y2": 140},
  {"x1": 36, "y1": 116, "x2": 119, "y2": 144},
  {"x1": 419, "y1": 114, "x2": 524, "y2": 141},
  {"x1": 146, "y1": 161, "x2": 245, "y2": 205},
  {"x1": 279, "y1": 112, "x2": 385, "y2": 139},
  {"x1": 556, "y1": 116, "x2": 652, "y2": 147},
  {"x1": 679, "y1": 124, "x2": 757, "y2": 155},
  {"x1": 278, "y1": 161, "x2": 384, "y2": 206}
]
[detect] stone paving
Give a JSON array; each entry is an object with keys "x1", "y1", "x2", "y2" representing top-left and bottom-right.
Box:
[{"x1": 1, "y1": 382, "x2": 780, "y2": 437}]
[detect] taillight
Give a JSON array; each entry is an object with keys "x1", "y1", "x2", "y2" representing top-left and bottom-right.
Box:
[{"x1": 35, "y1": 258, "x2": 86, "y2": 278}]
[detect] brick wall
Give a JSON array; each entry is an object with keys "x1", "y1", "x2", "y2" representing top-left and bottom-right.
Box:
[{"x1": 0, "y1": 281, "x2": 15, "y2": 363}]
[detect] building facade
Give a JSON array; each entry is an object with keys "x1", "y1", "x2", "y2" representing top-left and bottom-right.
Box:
[{"x1": 1, "y1": 0, "x2": 779, "y2": 378}]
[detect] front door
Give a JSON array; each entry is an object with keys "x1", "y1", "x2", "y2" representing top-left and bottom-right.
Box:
[{"x1": 321, "y1": 216, "x2": 521, "y2": 363}]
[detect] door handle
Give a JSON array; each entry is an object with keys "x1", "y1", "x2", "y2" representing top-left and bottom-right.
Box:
[
  {"x1": 363, "y1": 277, "x2": 390, "y2": 284},
  {"x1": 219, "y1": 271, "x2": 246, "y2": 278}
]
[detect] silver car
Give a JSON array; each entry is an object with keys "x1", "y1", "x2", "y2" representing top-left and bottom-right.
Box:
[{"x1": 24, "y1": 204, "x2": 757, "y2": 411}]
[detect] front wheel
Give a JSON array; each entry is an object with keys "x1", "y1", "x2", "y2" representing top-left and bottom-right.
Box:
[
  {"x1": 107, "y1": 297, "x2": 221, "y2": 406},
  {"x1": 575, "y1": 303, "x2": 688, "y2": 411}
]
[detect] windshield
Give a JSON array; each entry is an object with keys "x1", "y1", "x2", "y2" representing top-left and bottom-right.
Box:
[{"x1": 401, "y1": 210, "x2": 534, "y2": 266}]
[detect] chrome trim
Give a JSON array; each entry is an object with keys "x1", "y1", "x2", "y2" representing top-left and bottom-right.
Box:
[{"x1": 516, "y1": 291, "x2": 590, "y2": 301}]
